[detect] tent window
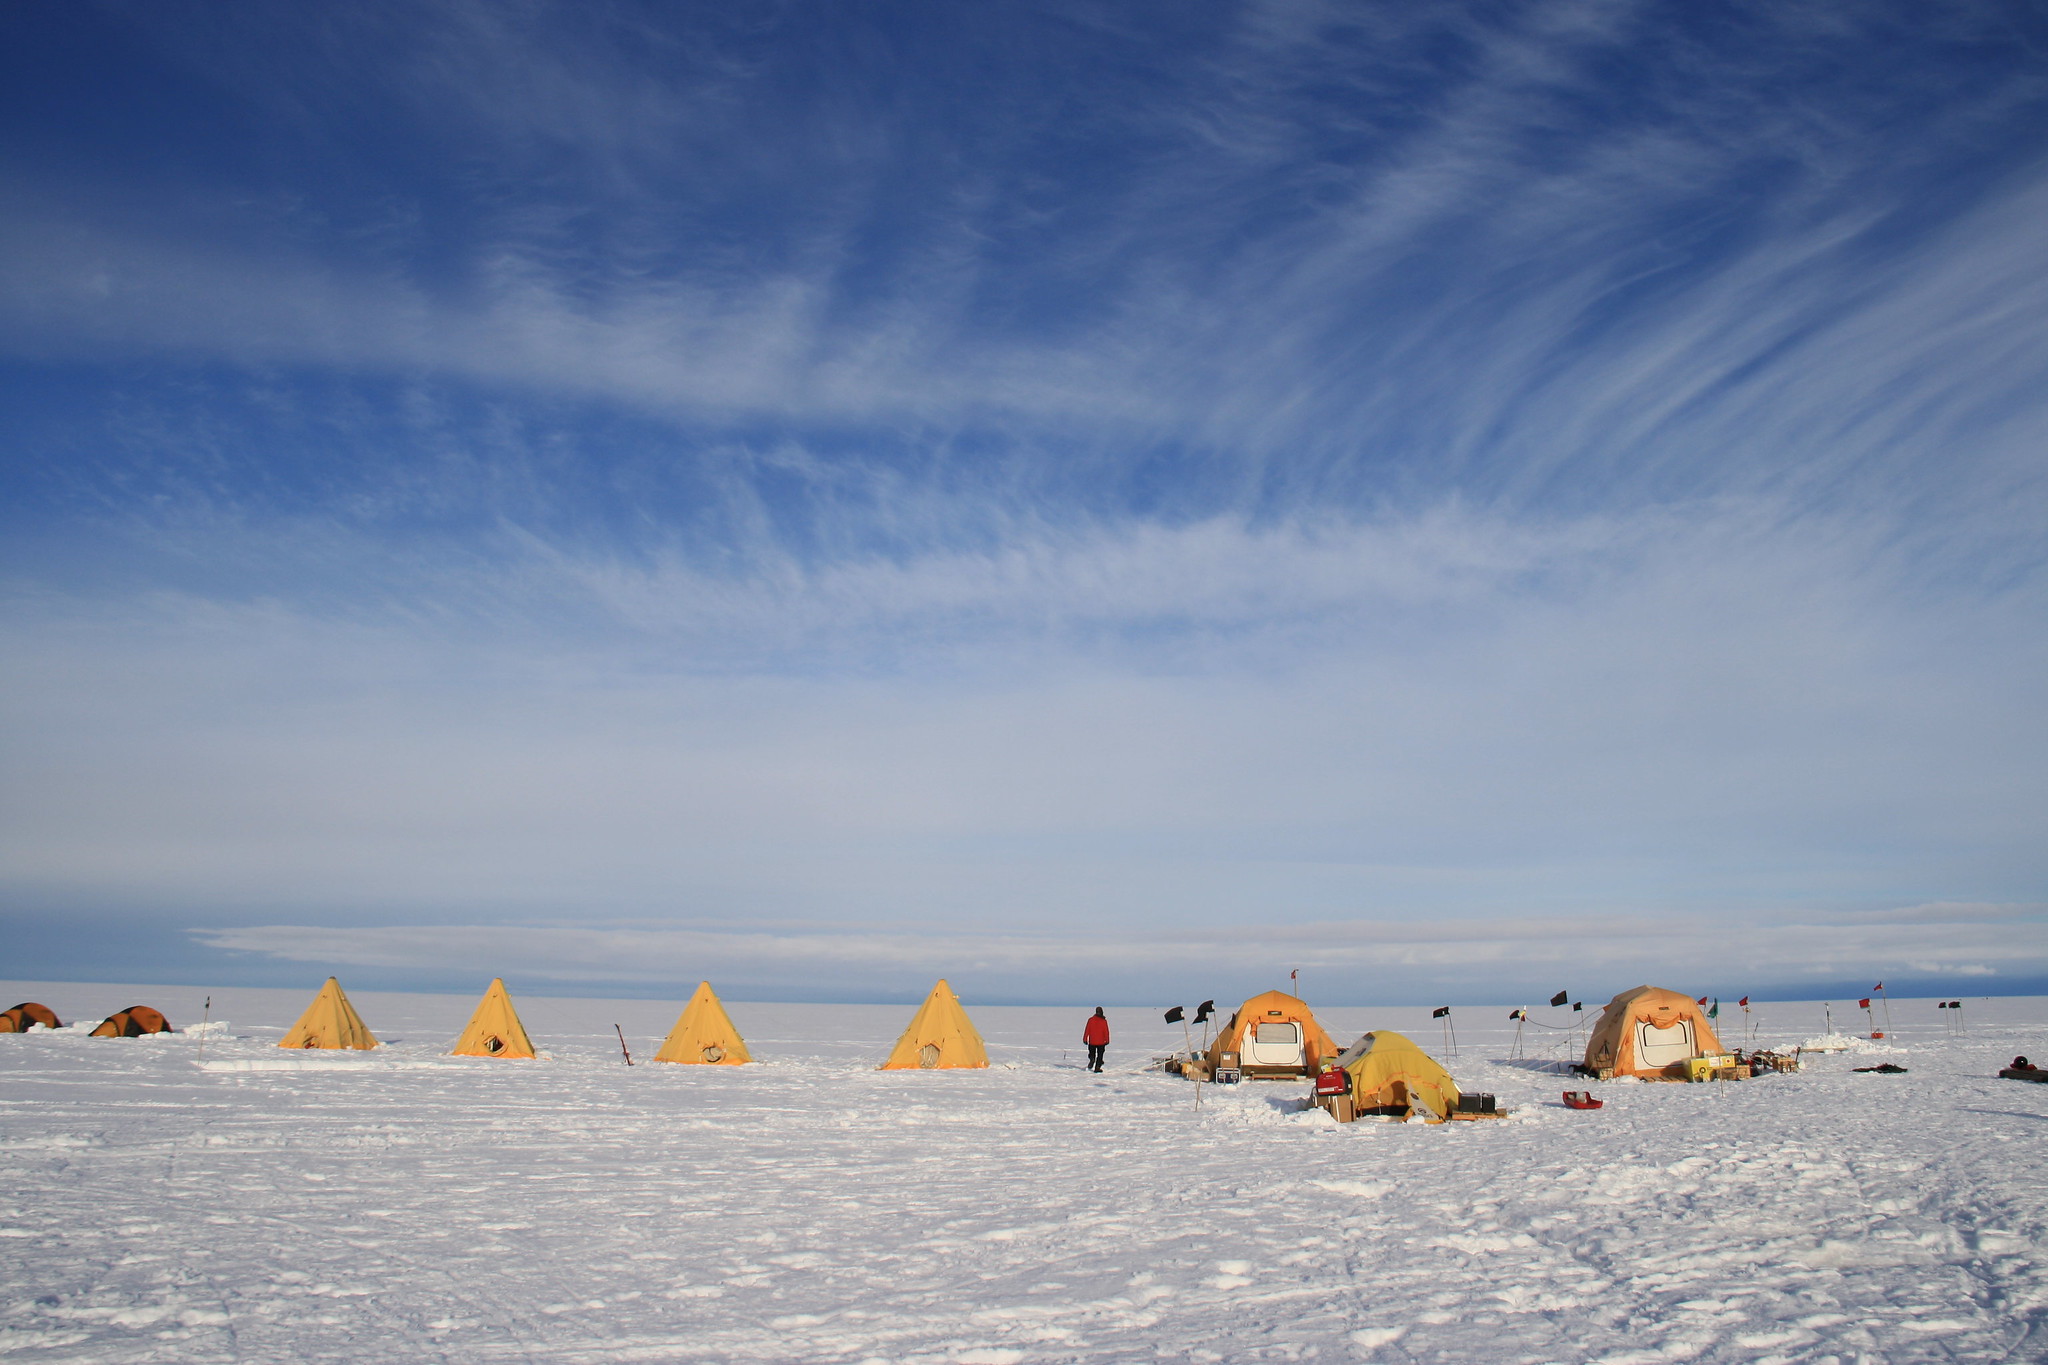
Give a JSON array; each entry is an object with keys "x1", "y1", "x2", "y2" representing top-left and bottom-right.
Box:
[
  {"x1": 1244, "y1": 1020, "x2": 1304, "y2": 1066},
  {"x1": 484, "y1": 1035, "x2": 505, "y2": 1055},
  {"x1": 1635, "y1": 1019, "x2": 1694, "y2": 1069},
  {"x1": 918, "y1": 1043, "x2": 941, "y2": 1069},
  {"x1": 701, "y1": 1045, "x2": 725, "y2": 1063}
]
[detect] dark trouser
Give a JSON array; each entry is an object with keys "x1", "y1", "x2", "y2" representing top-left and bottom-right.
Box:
[{"x1": 1086, "y1": 1043, "x2": 1106, "y2": 1072}]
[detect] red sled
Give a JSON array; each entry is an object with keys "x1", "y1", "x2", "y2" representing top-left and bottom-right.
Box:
[{"x1": 1562, "y1": 1091, "x2": 1604, "y2": 1110}]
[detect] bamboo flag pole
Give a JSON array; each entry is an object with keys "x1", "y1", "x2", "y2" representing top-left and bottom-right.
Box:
[
  {"x1": 195, "y1": 995, "x2": 212, "y2": 1063},
  {"x1": 614, "y1": 1024, "x2": 634, "y2": 1066}
]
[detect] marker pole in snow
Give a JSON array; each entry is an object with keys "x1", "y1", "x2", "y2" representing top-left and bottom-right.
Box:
[
  {"x1": 614, "y1": 1024, "x2": 634, "y2": 1066},
  {"x1": 1877, "y1": 983, "x2": 1893, "y2": 1037},
  {"x1": 195, "y1": 995, "x2": 212, "y2": 1063}
]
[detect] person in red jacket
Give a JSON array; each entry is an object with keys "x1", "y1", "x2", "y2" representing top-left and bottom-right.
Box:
[{"x1": 1083, "y1": 1007, "x2": 1109, "y2": 1072}]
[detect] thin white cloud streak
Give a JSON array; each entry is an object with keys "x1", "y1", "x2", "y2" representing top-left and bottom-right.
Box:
[
  {"x1": 192, "y1": 901, "x2": 2045, "y2": 1000},
  {"x1": 3, "y1": 504, "x2": 2042, "y2": 946}
]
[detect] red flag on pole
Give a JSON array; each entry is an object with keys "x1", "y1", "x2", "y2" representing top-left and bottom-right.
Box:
[
  {"x1": 1858, "y1": 998, "x2": 1871, "y2": 1009},
  {"x1": 1738, "y1": 996, "x2": 1750, "y2": 1007},
  {"x1": 1874, "y1": 982, "x2": 1884, "y2": 991},
  {"x1": 1698, "y1": 997, "x2": 1708, "y2": 1007}
]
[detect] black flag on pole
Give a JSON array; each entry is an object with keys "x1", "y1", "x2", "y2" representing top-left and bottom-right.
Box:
[
  {"x1": 1431, "y1": 1006, "x2": 1450, "y2": 1019},
  {"x1": 1164, "y1": 1006, "x2": 1185, "y2": 1023},
  {"x1": 1193, "y1": 1000, "x2": 1215, "y2": 1024},
  {"x1": 1572, "y1": 1001, "x2": 1583, "y2": 1011},
  {"x1": 1508, "y1": 1008, "x2": 1526, "y2": 1020},
  {"x1": 1549, "y1": 990, "x2": 1569, "y2": 1007}
]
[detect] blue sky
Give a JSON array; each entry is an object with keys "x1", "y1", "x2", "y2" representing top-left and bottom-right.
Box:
[{"x1": 2, "y1": 1, "x2": 2044, "y2": 1004}]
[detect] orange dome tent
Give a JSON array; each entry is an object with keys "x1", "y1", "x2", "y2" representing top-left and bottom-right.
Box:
[
  {"x1": 879, "y1": 979, "x2": 988, "y2": 1070},
  {"x1": 1206, "y1": 990, "x2": 1339, "y2": 1078},
  {"x1": 0, "y1": 1002, "x2": 60, "y2": 1032},
  {"x1": 279, "y1": 977, "x2": 379, "y2": 1050},
  {"x1": 653, "y1": 982, "x2": 752, "y2": 1065},
  {"x1": 1583, "y1": 986, "x2": 1726, "y2": 1079},
  {"x1": 450, "y1": 979, "x2": 537, "y2": 1059},
  {"x1": 90, "y1": 1006, "x2": 172, "y2": 1037}
]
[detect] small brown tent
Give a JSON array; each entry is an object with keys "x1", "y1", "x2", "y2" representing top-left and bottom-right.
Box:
[
  {"x1": 450, "y1": 979, "x2": 537, "y2": 1059},
  {"x1": 1583, "y1": 986, "x2": 1726, "y2": 1079},
  {"x1": 653, "y1": 982, "x2": 752, "y2": 1065},
  {"x1": 0, "y1": 1002, "x2": 61, "y2": 1032},
  {"x1": 1206, "y1": 990, "x2": 1340, "y2": 1078},
  {"x1": 90, "y1": 1006, "x2": 172, "y2": 1037},
  {"x1": 279, "y1": 977, "x2": 379, "y2": 1050}
]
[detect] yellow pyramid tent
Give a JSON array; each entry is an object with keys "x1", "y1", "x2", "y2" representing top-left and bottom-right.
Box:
[
  {"x1": 653, "y1": 981, "x2": 753, "y2": 1065},
  {"x1": 278, "y1": 976, "x2": 379, "y2": 1050},
  {"x1": 450, "y1": 978, "x2": 537, "y2": 1059},
  {"x1": 879, "y1": 979, "x2": 988, "y2": 1070},
  {"x1": 1335, "y1": 1030, "x2": 1460, "y2": 1121}
]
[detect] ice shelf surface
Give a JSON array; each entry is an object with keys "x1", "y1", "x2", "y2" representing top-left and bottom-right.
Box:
[{"x1": 2, "y1": 980, "x2": 2043, "y2": 1363}]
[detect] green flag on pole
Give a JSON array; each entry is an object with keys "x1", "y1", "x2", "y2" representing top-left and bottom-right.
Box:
[{"x1": 1708, "y1": 998, "x2": 1719, "y2": 1019}]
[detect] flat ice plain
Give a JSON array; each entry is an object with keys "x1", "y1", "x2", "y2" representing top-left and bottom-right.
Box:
[{"x1": 2, "y1": 981, "x2": 2044, "y2": 1364}]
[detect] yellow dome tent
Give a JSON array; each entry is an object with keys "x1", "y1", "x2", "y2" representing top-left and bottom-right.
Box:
[
  {"x1": 1335, "y1": 1030, "x2": 1460, "y2": 1120},
  {"x1": 879, "y1": 979, "x2": 988, "y2": 1070},
  {"x1": 450, "y1": 978, "x2": 537, "y2": 1059},
  {"x1": 279, "y1": 977, "x2": 379, "y2": 1050},
  {"x1": 1583, "y1": 985, "x2": 1726, "y2": 1079},
  {"x1": 653, "y1": 981, "x2": 753, "y2": 1065}
]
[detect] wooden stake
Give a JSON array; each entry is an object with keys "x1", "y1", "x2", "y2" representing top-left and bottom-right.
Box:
[{"x1": 614, "y1": 1023, "x2": 634, "y2": 1066}]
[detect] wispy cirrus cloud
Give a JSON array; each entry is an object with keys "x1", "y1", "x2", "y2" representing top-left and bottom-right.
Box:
[
  {"x1": 4, "y1": 1, "x2": 2044, "y2": 537},
  {"x1": 3, "y1": 3, "x2": 2045, "y2": 998}
]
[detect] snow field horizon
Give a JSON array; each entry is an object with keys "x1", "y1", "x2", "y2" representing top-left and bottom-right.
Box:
[
  {"x1": 4, "y1": 981, "x2": 2046, "y2": 1362},
  {"x1": 0, "y1": 977, "x2": 2019, "y2": 1024}
]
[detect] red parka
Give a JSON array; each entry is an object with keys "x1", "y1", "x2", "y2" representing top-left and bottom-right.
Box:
[{"x1": 1082, "y1": 1014, "x2": 1109, "y2": 1046}]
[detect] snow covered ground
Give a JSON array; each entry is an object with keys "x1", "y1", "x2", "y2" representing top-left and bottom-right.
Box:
[{"x1": 2, "y1": 981, "x2": 2044, "y2": 1364}]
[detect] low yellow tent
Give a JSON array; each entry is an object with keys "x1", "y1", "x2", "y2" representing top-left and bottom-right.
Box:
[
  {"x1": 1335, "y1": 1030, "x2": 1460, "y2": 1121},
  {"x1": 450, "y1": 978, "x2": 537, "y2": 1059},
  {"x1": 653, "y1": 981, "x2": 752, "y2": 1065},
  {"x1": 880, "y1": 979, "x2": 988, "y2": 1070},
  {"x1": 279, "y1": 977, "x2": 378, "y2": 1050}
]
